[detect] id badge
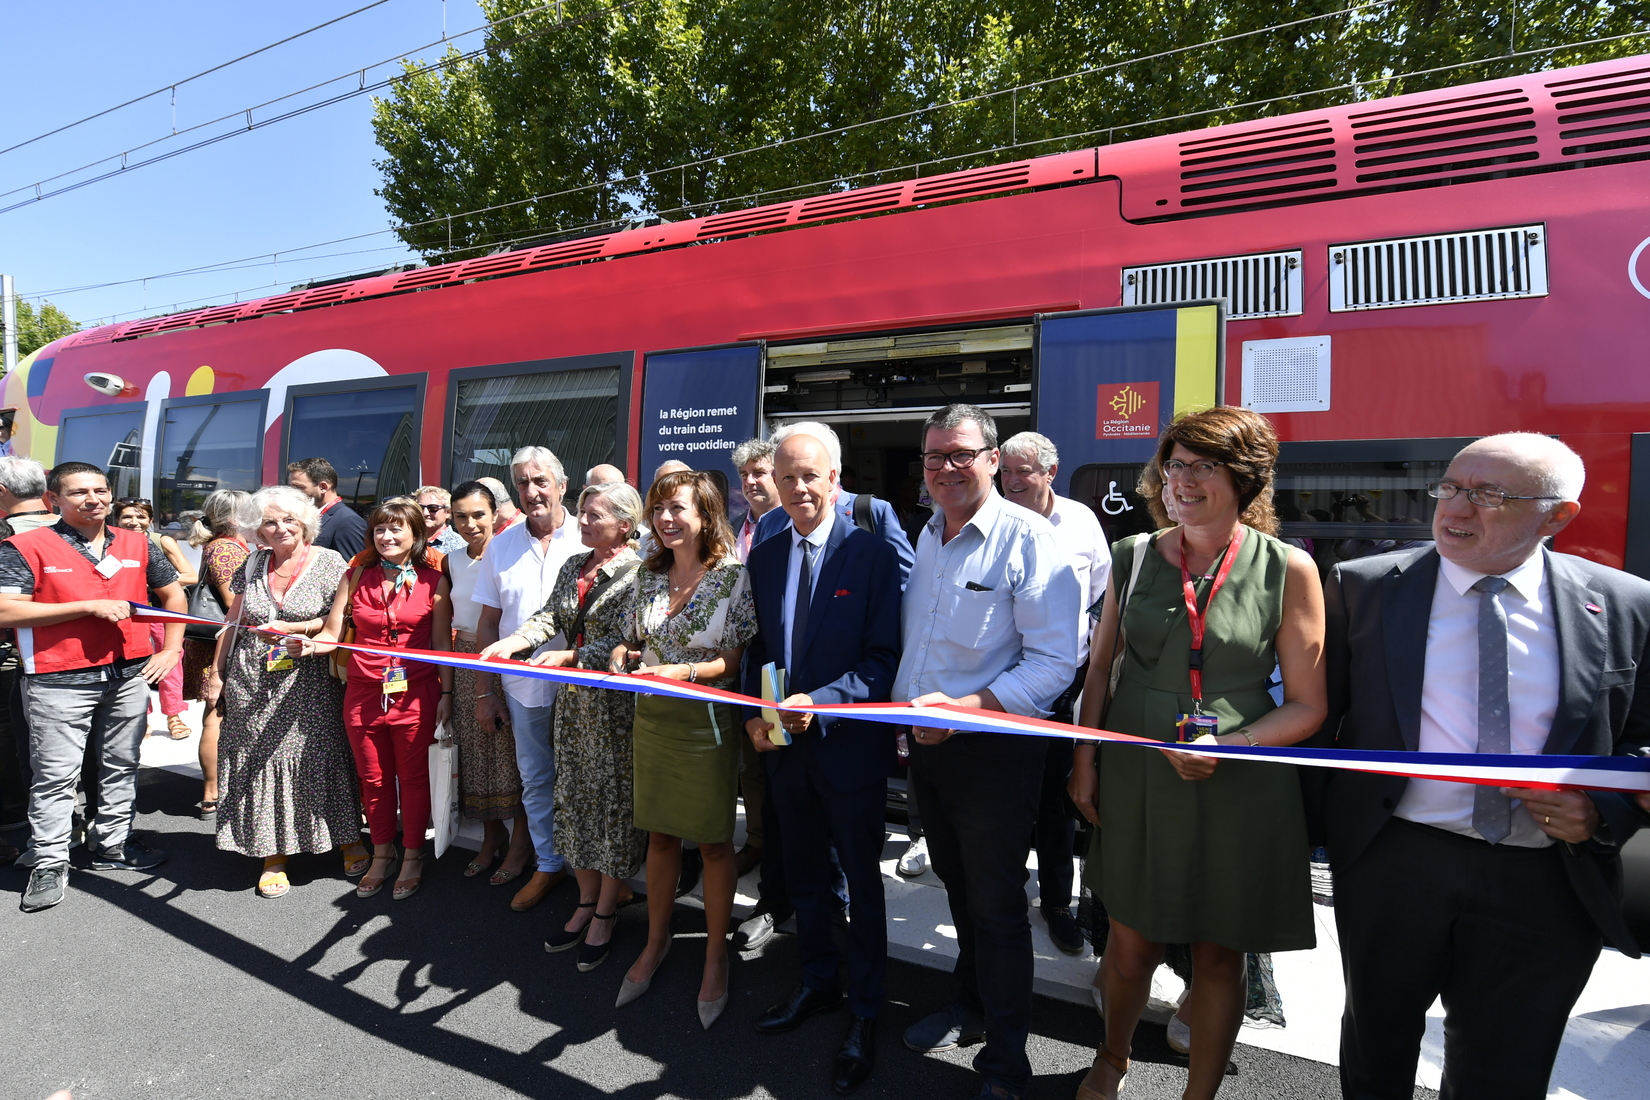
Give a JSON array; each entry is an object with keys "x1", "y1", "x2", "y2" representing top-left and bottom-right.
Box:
[
  {"x1": 95, "y1": 555, "x2": 123, "y2": 579},
  {"x1": 1174, "y1": 713, "x2": 1219, "y2": 743},
  {"x1": 265, "y1": 645, "x2": 294, "y2": 672},
  {"x1": 382, "y1": 666, "x2": 409, "y2": 695}
]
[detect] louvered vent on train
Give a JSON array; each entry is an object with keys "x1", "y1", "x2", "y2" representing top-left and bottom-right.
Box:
[
  {"x1": 1328, "y1": 224, "x2": 1547, "y2": 312},
  {"x1": 1348, "y1": 88, "x2": 1539, "y2": 184},
  {"x1": 1174, "y1": 120, "x2": 1338, "y2": 210},
  {"x1": 1548, "y1": 63, "x2": 1650, "y2": 162},
  {"x1": 1122, "y1": 250, "x2": 1303, "y2": 319}
]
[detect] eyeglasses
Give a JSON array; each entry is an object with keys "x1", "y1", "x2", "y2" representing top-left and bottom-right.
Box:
[
  {"x1": 922, "y1": 449, "x2": 988, "y2": 471},
  {"x1": 1162, "y1": 459, "x2": 1225, "y2": 481},
  {"x1": 421, "y1": 503, "x2": 445, "y2": 513},
  {"x1": 1426, "y1": 481, "x2": 1561, "y2": 509}
]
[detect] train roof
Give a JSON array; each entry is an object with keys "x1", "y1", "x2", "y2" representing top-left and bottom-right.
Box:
[{"x1": 59, "y1": 52, "x2": 1650, "y2": 350}]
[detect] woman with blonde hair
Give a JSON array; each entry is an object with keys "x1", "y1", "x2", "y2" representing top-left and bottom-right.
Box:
[
  {"x1": 481, "y1": 480, "x2": 647, "y2": 972},
  {"x1": 202, "y1": 485, "x2": 365, "y2": 898},
  {"x1": 608, "y1": 471, "x2": 755, "y2": 1029},
  {"x1": 1069, "y1": 406, "x2": 1327, "y2": 1100}
]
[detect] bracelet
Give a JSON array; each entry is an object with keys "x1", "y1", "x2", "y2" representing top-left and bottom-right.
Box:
[
  {"x1": 1238, "y1": 728, "x2": 1258, "y2": 747},
  {"x1": 477, "y1": 692, "x2": 495, "y2": 699},
  {"x1": 686, "y1": 663, "x2": 698, "y2": 683}
]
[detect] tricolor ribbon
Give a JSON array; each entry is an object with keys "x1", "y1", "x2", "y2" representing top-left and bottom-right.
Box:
[{"x1": 135, "y1": 604, "x2": 1650, "y2": 795}]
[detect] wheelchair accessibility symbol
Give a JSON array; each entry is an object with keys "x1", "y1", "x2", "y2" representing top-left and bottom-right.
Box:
[{"x1": 1101, "y1": 480, "x2": 1133, "y2": 516}]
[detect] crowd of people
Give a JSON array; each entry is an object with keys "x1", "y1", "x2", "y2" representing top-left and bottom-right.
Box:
[{"x1": 0, "y1": 404, "x2": 1646, "y2": 1100}]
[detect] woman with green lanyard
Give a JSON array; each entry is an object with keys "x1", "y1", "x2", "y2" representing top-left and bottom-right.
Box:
[
  {"x1": 1068, "y1": 406, "x2": 1327, "y2": 1100},
  {"x1": 301, "y1": 499, "x2": 454, "y2": 901}
]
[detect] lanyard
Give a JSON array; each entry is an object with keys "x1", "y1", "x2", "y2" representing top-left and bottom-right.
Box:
[
  {"x1": 266, "y1": 546, "x2": 310, "y2": 613},
  {"x1": 1178, "y1": 525, "x2": 1245, "y2": 715}
]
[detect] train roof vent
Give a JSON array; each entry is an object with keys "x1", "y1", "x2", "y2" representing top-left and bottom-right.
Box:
[
  {"x1": 796, "y1": 182, "x2": 905, "y2": 221},
  {"x1": 1175, "y1": 120, "x2": 1338, "y2": 210},
  {"x1": 1328, "y1": 223, "x2": 1547, "y2": 311},
  {"x1": 1348, "y1": 87, "x2": 1540, "y2": 183},
  {"x1": 1123, "y1": 250, "x2": 1302, "y2": 319},
  {"x1": 193, "y1": 304, "x2": 247, "y2": 326},
  {"x1": 522, "y1": 236, "x2": 612, "y2": 267},
  {"x1": 910, "y1": 162, "x2": 1033, "y2": 204},
  {"x1": 237, "y1": 291, "x2": 309, "y2": 320},
  {"x1": 696, "y1": 206, "x2": 794, "y2": 239},
  {"x1": 1548, "y1": 63, "x2": 1650, "y2": 162}
]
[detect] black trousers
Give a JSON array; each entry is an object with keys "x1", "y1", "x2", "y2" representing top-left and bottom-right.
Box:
[
  {"x1": 769, "y1": 733, "x2": 887, "y2": 1017},
  {"x1": 912, "y1": 731, "x2": 1046, "y2": 1094},
  {"x1": 1335, "y1": 817, "x2": 1602, "y2": 1100}
]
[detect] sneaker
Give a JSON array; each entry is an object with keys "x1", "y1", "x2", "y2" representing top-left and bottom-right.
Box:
[
  {"x1": 1042, "y1": 905, "x2": 1086, "y2": 957},
  {"x1": 902, "y1": 1003, "x2": 986, "y2": 1053},
  {"x1": 89, "y1": 838, "x2": 168, "y2": 871},
  {"x1": 896, "y1": 836, "x2": 928, "y2": 878},
  {"x1": 21, "y1": 863, "x2": 68, "y2": 912}
]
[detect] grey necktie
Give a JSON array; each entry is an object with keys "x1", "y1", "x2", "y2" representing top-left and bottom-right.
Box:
[
  {"x1": 789, "y1": 540, "x2": 814, "y2": 671},
  {"x1": 1471, "y1": 575, "x2": 1513, "y2": 844}
]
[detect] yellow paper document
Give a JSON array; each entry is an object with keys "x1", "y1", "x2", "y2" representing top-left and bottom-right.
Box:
[{"x1": 761, "y1": 662, "x2": 791, "y2": 747}]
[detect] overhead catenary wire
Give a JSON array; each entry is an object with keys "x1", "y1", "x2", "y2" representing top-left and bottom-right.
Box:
[
  {"x1": 26, "y1": 21, "x2": 1650, "y2": 314},
  {"x1": 0, "y1": 0, "x2": 394, "y2": 159},
  {"x1": 0, "y1": 0, "x2": 637, "y2": 214}
]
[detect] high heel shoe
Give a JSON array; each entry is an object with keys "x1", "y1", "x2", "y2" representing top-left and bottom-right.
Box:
[
  {"x1": 697, "y1": 989, "x2": 729, "y2": 1031},
  {"x1": 577, "y1": 911, "x2": 618, "y2": 972},
  {"x1": 392, "y1": 847, "x2": 426, "y2": 901},
  {"x1": 356, "y1": 850, "x2": 399, "y2": 898},
  {"x1": 615, "y1": 937, "x2": 671, "y2": 1008},
  {"x1": 546, "y1": 900, "x2": 597, "y2": 952},
  {"x1": 1075, "y1": 1045, "x2": 1129, "y2": 1100}
]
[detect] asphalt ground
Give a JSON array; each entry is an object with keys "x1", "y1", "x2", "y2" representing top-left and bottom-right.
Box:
[{"x1": 0, "y1": 767, "x2": 1433, "y2": 1100}]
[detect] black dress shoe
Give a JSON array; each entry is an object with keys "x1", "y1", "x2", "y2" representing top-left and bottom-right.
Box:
[
  {"x1": 754, "y1": 983, "x2": 845, "y2": 1034},
  {"x1": 676, "y1": 847, "x2": 702, "y2": 897},
  {"x1": 833, "y1": 1015, "x2": 876, "y2": 1094}
]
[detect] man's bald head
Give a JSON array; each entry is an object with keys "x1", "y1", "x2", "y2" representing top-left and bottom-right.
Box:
[
  {"x1": 654, "y1": 460, "x2": 692, "y2": 481},
  {"x1": 1433, "y1": 432, "x2": 1584, "y2": 575},
  {"x1": 775, "y1": 433, "x2": 838, "y2": 536},
  {"x1": 1454, "y1": 432, "x2": 1585, "y2": 503},
  {"x1": 586, "y1": 463, "x2": 625, "y2": 487}
]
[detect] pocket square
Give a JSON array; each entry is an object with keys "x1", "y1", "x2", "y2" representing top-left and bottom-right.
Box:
[{"x1": 835, "y1": 588, "x2": 852, "y2": 597}]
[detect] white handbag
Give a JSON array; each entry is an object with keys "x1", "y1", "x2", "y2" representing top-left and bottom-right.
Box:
[{"x1": 428, "y1": 725, "x2": 460, "y2": 859}]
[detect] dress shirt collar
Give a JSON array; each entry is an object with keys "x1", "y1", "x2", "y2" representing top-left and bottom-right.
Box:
[
  {"x1": 1437, "y1": 545, "x2": 1546, "y2": 603},
  {"x1": 791, "y1": 506, "x2": 835, "y2": 551},
  {"x1": 925, "y1": 489, "x2": 1007, "y2": 544}
]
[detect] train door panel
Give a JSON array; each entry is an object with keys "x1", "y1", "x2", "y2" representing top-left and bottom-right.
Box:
[{"x1": 1033, "y1": 302, "x2": 1223, "y2": 500}]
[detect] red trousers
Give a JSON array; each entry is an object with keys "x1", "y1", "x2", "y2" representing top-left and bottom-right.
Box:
[
  {"x1": 344, "y1": 676, "x2": 441, "y2": 848},
  {"x1": 148, "y1": 623, "x2": 184, "y2": 717}
]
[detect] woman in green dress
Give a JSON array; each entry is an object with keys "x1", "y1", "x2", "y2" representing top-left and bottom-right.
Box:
[
  {"x1": 481, "y1": 481, "x2": 647, "y2": 973},
  {"x1": 608, "y1": 471, "x2": 756, "y2": 1030},
  {"x1": 1068, "y1": 406, "x2": 1327, "y2": 1100}
]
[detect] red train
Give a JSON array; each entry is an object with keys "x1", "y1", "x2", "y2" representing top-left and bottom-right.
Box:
[{"x1": 11, "y1": 52, "x2": 1650, "y2": 574}]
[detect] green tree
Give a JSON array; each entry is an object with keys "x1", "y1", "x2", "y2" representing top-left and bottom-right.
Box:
[
  {"x1": 372, "y1": 1, "x2": 1650, "y2": 261},
  {"x1": 8, "y1": 298, "x2": 80, "y2": 359}
]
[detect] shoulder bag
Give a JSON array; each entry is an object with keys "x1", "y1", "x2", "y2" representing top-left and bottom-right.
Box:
[
  {"x1": 329, "y1": 566, "x2": 367, "y2": 683},
  {"x1": 1098, "y1": 532, "x2": 1150, "y2": 729}
]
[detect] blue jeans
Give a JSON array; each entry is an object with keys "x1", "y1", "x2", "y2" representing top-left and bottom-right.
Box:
[{"x1": 506, "y1": 694, "x2": 563, "y2": 873}]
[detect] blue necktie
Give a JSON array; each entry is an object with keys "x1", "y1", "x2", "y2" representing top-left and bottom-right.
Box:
[
  {"x1": 789, "y1": 540, "x2": 814, "y2": 672},
  {"x1": 1471, "y1": 575, "x2": 1513, "y2": 844}
]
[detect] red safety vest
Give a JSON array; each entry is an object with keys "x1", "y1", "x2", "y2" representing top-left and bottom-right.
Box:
[{"x1": 11, "y1": 525, "x2": 152, "y2": 675}]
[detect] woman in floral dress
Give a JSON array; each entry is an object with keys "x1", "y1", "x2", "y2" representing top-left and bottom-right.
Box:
[
  {"x1": 481, "y1": 480, "x2": 646, "y2": 972},
  {"x1": 202, "y1": 485, "x2": 366, "y2": 898},
  {"x1": 608, "y1": 471, "x2": 756, "y2": 1030}
]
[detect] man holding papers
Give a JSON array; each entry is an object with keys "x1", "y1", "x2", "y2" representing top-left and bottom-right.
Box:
[{"x1": 743, "y1": 424, "x2": 902, "y2": 1094}]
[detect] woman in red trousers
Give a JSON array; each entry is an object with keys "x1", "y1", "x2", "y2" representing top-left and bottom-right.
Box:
[{"x1": 300, "y1": 499, "x2": 453, "y2": 901}]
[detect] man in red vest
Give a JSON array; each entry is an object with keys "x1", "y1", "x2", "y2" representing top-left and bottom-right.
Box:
[{"x1": 0, "y1": 462, "x2": 187, "y2": 912}]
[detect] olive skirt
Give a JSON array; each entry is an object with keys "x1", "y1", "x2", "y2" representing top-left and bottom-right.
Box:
[{"x1": 631, "y1": 693, "x2": 741, "y2": 844}]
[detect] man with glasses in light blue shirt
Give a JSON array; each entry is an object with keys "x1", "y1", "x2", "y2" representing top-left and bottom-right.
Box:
[{"x1": 896, "y1": 404, "x2": 1079, "y2": 1100}]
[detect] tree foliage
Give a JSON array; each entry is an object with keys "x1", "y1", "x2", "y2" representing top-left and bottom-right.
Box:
[
  {"x1": 372, "y1": 0, "x2": 1650, "y2": 260},
  {"x1": 7, "y1": 299, "x2": 80, "y2": 359}
]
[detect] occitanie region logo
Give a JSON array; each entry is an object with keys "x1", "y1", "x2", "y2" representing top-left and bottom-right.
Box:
[{"x1": 1095, "y1": 381, "x2": 1161, "y2": 440}]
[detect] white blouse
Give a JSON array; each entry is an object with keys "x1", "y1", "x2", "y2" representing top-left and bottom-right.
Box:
[{"x1": 448, "y1": 548, "x2": 488, "y2": 634}]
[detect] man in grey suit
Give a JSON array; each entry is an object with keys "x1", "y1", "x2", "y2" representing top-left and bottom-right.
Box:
[{"x1": 1314, "y1": 432, "x2": 1650, "y2": 1100}]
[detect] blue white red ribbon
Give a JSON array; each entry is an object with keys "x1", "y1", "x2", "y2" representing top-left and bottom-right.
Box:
[{"x1": 135, "y1": 604, "x2": 1650, "y2": 795}]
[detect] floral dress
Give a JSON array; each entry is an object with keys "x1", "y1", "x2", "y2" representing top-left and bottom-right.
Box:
[
  {"x1": 622, "y1": 559, "x2": 757, "y2": 843},
  {"x1": 513, "y1": 546, "x2": 645, "y2": 878},
  {"x1": 217, "y1": 546, "x2": 361, "y2": 857}
]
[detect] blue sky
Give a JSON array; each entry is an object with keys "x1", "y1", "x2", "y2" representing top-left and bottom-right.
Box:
[{"x1": 1, "y1": 0, "x2": 485, "y2": 329}]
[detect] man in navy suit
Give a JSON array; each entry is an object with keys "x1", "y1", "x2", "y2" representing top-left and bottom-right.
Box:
[{"x1": 743, "y1": 424, "x2": 903, "y2": 1094}]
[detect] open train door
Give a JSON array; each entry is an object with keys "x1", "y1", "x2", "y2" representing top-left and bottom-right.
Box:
[
  {"x1": 1033, "y1": 302, "x2": 1223, "y2": 542},
  {"x1": 639, "y1": 341, "x2": 765, "y2": 520}
]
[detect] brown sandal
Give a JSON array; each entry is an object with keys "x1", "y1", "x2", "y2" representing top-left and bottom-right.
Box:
[
  {"x1": 356, "y1": 850, "x2": 399, "y2": 898},
  {"x1": 1075, "y1": 1045, "x2": 1128, "y2": 1100},
  {"x1": 167, "y1": 714, "x2": 192, "y2": 740},
  {"x1": 393, "y1": 847, "x2": 426, "y2": 901}
]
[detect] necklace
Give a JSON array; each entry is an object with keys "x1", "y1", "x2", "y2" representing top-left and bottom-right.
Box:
[{"x1": 669, "y1": 564, "x2": 706, "y2": 593}]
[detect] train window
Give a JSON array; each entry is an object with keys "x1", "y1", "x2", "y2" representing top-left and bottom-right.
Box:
[
  {"x1": 285, "y1": 378, "x2": 425, "y2": 510},
  {"x1": 57, "y1": 403, "x2": 146, "y2": 500},
  {"x1": 156, "y1": 393, "x2": 268, "y2": 518},
  {"x1": 448, "y1": 364, "x2": 620, "y2": 492}
]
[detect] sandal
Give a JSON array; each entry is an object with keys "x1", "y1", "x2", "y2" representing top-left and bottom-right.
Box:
[
  {"x1": 545, "y1": 900, "x2": 597, "y2": 952},
  {"x1": 489, "y1": 867, "x2": 521, "y2": 887},
  {"x1": 341, "y1": 842, "x2": 371, "y2": 878},
  {"x1": 167, "y1": 714, "x2": 192, "y2": 740},
  {"x1": 577, "y1": 911, "x2": 619, "y2": 972},
  {"x1": 197, "y1": 799, "x2": 218, "y2": 820},
  {"x1": 357, "y1": 849, "x2": 399, "y2": 898},
  {"x1": 393, "y1": 847, "x2": 426, "y2": 901},
  {"x1": 1075, "y1": 1045, "x2": 1129, "y2": 1100},
  {"x1": 465, "y1": 846, "x2": 500, "y2": 878},
  {"x1": 257, "y1": 859, "x2": 291, "y2": 899}
]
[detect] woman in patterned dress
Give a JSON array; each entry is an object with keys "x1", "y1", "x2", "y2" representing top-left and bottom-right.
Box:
[
  {"x1": 608, "y1": 471, "x2": 757, "y2": 1030},
  {"x1": 481, "y1": 480, "x2": 646, "y2": 972},
  {"x1": 188, "y1": 491, "x2": 253, "y2": 817},
  {"x1": 444, "y1": 480, "x2": 531, "y2": 883},
  {"x1": 201, "y1": 486, "x2": 367, "y2": 899}
]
